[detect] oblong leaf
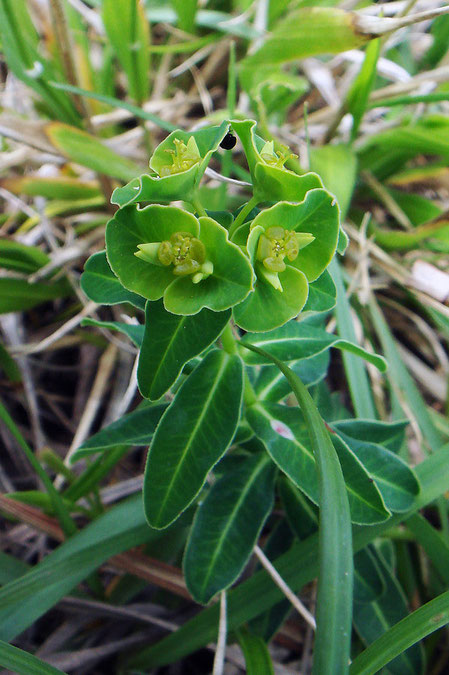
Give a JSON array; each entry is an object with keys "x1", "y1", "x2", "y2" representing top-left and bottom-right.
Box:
[
  {"x1": 138, "y1": 301, "x2": 230, "y2": 400},
  {"x1": 253, "y1": 351, "x2": 329, "y2": 402},
  {"x1": 335, "y1": 430, "x2": 420, "y2": 513},
  {"x1": 241, "y1": 320, "x2": 387, "y2": 371},
  {"x1": 70, "y1": 404, "x2": 168, "y2": 461},
  {"x1": 332, "y1": 418, "x2": 408, "y2": 454},
  {"x1": 247, "y1": 402, "x2": 390, "y2": 524},
  {"x1": 143, "y1": 349, "x2": 244, "y2": 529},
  {"x1": 127, "y1": 441, "x2": 449, "y2": 669},
  {"x1": 353, "y1": 547, "x2": 385, "y2": 604},
  {"x1": 184, "y1": 453, "x2": 275, "y2": 604}
]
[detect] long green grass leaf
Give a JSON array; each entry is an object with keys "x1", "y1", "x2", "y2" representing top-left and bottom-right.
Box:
[
  {"x1": 329, "y1": 259, "x2": 377, "y2": 419},
  {"x1": 0, "y1": 640, "x2": 66, "y2": 675},
  {"x1": 50, "y1": 82, "x2": 177, "y2": 131},
  {"x1": 349, "y1": 589, "x2": 449, "y2": 674},
  {"x1": 0, "y1": 494, "x2": 160, "y2": 641},
  {"x1": 242, "y1": 343, "x2": 353, "y2": 675}
]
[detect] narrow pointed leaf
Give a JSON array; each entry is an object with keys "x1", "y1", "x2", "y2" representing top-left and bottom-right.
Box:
[
  {"x1": 82, "y1": 317, "x2": 144, "y2": 347},
  {"x1": 0, "y1": 494, "x2": 162, "y2": 641},
  {"x1": 184, "y1": 453, "x2": 275, "y2": 604},
  {"x1": 144, "y1": 350, "x2": 244, "y2": 529},
  {"x1": 102, "y1": 0, "x2": 150, "y2": 103},
  {"x1": 241, "y1": 321, "x2": 386, "y2": 371},
  {"x1": 71, "y1": 404, "x2": 168, "y2": 461},
  {"x1": 0, "y1": 278, "x2": 71, "y2": 314},
  {"x1": 351, "y1": 588, "x2": 449, "y2": 674}
]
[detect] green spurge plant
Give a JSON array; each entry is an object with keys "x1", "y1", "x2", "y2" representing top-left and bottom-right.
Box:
[{"x1": 78, "y1": 120, "x2": 420, "y2": 673}]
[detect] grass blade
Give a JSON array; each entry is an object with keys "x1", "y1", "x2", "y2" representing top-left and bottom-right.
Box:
[
  {"x1": 0, "y1": 640, "x2": 66, "y2": 675},
  {"x1": 349, "y1": 589, "x2": 449, "y2": 674},
  {"x1": 242, "y1": 342, "x2": 353, "y2": 675}
]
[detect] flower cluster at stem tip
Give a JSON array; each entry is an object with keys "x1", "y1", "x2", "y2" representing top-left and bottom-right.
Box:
[
  {"x1": 102, "y1": 121, "x2": 341, "y2": 330},
  {"x1": 158, "y1": 137, "x2": 201, "y2": 176}
]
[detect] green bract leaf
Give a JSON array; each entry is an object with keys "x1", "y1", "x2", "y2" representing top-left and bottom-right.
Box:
[
  {"x1": 231, "y1": 119, "x2": 322, "y2": 202},
  {"x1": 143, "y1": 350, "x2": 244, "y2": 529},
  {"x1": 233, "y1": 190, "x2": 340, "y2": 332},
  {"x1": 106, "y1": 205, "x2": 253, "y2": 314},
  {"x1": 184, "y1": 453, "x2": 275, "y2": 604},
  {"x1": 80, "y1": 251, "x2": 145, "y2": 309},
  {"x1": 138, "y1": 300, "x2": 230, "y2": 400},
  {"x1": 112, "y1": 122, "x2": 230, "y2": 207}
]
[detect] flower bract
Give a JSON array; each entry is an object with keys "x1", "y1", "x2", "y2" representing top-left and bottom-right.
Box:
[
  {"x1": 232, "y1": 189, "x2": 340, "y2": 332},
  {"x1": 111, "y1": 121, "x2": 230, "y2": 208},
  {"x1": 231, "y1": 119, "x2": 323, "y2": 203},
  {"x1": 106, "y1": 204, "x2": 254, "y2": 315}
]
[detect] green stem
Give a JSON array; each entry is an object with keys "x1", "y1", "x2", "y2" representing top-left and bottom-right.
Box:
[
  {"x1": 220, "y1": 323, "x2": 238, "y2": 355},
  {"x1": 229, "y1": 196, "x2": 259, "y2": 238},
  {"x1": 0, "y1": 400, "x2": 77, "y2": 537},
  {"x1": 220, "y1": 322, "x2": 257, "y2": 406},
  {"x1": 192, "y1": 198, "x2": 208, "y2": 218}
]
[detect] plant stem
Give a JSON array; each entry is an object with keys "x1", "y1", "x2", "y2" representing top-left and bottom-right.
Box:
[
  {"x1": 229, "y1": 196, "x2": 259, "y2": 238},
  {"x1": 192, "y1": 198, "x2": 208, "y2": 218},
  {"x1": 0, "y1": 400, "x2": 77, "y2": 537},
  {"x1": 220, "y1": 323, "x2": 257, "y2": 406},
  {"x1": 220, "y1": 323, "x2": 238, "y2": 355}
]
